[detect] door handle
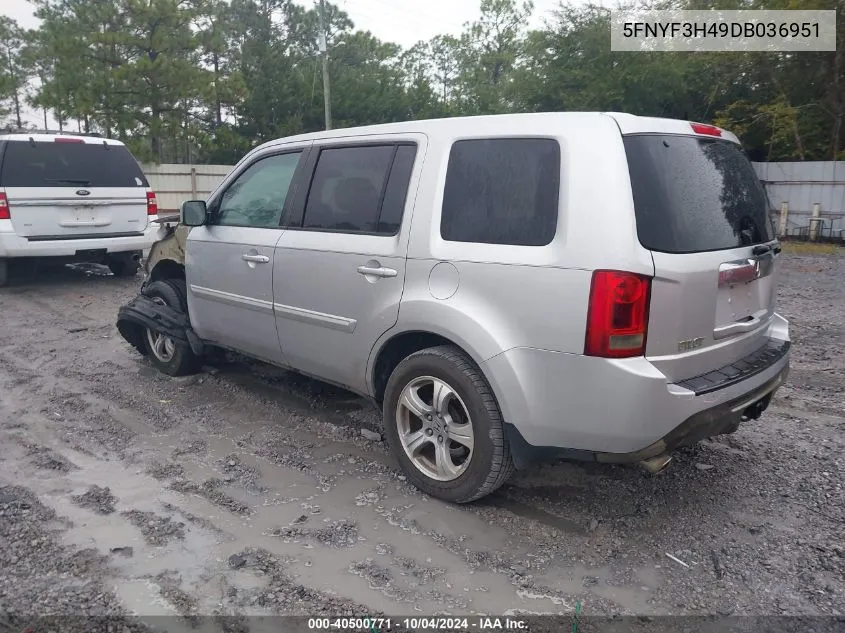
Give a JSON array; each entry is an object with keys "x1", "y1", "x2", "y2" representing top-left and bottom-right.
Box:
[
  {"x1": 357, "y1": 265, "x2": 397, "y2": 278},
  {"x1": 713, "y1": 310, "x2": 770, "y2": 340},
  {"x1": 242, "y1": 254, "x2": 270, "y2": 264},
  {"x1": 59, "y1": 220, "x2": 111, "y2": 227}
]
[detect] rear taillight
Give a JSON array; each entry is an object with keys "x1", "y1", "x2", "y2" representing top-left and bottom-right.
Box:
[
  {"x1": 146, "y1": 191, "x2": 158, "y2": 216},
  {"x1": 584, "y1": 270, "x2": 651, "y2": 358},
  {"x1": 54, "y1": 137, "x2": 85, "y2": 143},
  {"x1": 0, "y1": 191, "x2": 9, "y2": 220},
  {"x1": 690, "y1": 122, "x2": 722, "y2": 137}
]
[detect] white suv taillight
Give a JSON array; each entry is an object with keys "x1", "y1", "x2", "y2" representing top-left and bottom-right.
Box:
[
  {"x1": 584, "y1": 270, "x2": 652, "y2": 358},
  {"x1": 146, "y1": 191, "x2": 158, "y2": 216},
  {"x1": 0, "y1": 191, "x2": 9, "y2": 220}
]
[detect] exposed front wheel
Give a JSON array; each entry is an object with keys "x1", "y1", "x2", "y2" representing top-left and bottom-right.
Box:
[
  {"x1": 107, "y1": 252, "x2": 141, "y2": 277},
  {"x1": 383, "y1": 345, "x2": 515, "y2": 503},
  {"x1": 141, "y1": 279, "x2": 200, "y2": 376}
]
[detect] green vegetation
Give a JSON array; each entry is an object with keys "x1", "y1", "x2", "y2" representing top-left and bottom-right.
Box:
[
  {"x1": 780, "y1": 241, "x2": 845, "y2": 256},
  {"x1": 1, "y1": 0, "x2": 844, "y2": 164}
]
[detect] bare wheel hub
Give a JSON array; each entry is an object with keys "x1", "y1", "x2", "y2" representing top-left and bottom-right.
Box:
[{"x1": 145, "y1": 296, "x2": 177, "y2": 363}]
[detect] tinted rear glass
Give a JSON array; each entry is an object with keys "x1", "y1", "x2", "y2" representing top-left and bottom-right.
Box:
[
  {"x1": 377, "y1": 144, "x2": 417, "y2": 235},
  {"x1": 441, "y1": 138, "x2": 560, "y2": 246},
  {"x1": 302, "y1": 145, "x2": 395, "y2": 233},
  {"x1": 624, "y1": 135, "x2": 774, "y2": 253},
  {"x1": 0, "y1": 140, "x2": 148, "y2": 187}
]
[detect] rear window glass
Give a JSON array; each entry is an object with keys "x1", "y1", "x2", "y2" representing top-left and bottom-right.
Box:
[
  {"x1": 0, "y1": 140, "x2": 148, "y2": 188},
  {"x1": 441, "y1": 138, "x2": 560, "y2": 246},
  {"x1": 624, "y1": 135, "x2": 774, "y2": 253}
]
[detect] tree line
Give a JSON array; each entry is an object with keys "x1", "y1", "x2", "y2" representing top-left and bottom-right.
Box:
[{"x1": 1, "y1": 0, "x2": 843, "y2": 164}]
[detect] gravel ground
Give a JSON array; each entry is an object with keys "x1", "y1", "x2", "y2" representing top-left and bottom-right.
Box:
[{"x1": 0, "y1": 254, "x2": 843, "y2": 632}]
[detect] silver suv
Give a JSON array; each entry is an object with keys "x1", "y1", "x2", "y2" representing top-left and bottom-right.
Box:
[{"x1": 117, "y1": 113, "x2": 791, "y2": 503}]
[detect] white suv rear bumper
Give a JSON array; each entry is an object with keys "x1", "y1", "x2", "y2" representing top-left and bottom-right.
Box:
[{"x1": 0, "y1": 219, "x2": 162, "y2": 258}]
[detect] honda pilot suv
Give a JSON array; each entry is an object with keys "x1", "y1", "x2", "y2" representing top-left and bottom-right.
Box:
[
  {"x1": 0, "y1": 130, "x2": 160, "y2": 285},
  {"x1": 117, "y1": 113, "x2": 790, "y2": 503}
]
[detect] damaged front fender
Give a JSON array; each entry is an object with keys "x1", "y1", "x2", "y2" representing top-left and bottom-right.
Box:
[
  {"x1": 116, "y1": 294, "x2": 205, "y2": 357},
  {"x1": 143, "y1": 216, "x2": 189, "y2": 286}
]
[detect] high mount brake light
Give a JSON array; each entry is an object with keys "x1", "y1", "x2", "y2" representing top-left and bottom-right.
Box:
[{"x1": 690, "y1": 122, "x2": 722, "y2": 137}]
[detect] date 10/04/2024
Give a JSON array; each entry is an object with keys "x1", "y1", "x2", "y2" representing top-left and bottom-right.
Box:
[{"x1": 306, "y1": 617, "x2": 533, "y2": 631}]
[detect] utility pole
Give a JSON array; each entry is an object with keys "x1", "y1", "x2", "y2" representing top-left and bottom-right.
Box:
[{"x1": 318, "y1": 0, "x2": 332, "y2": 130}]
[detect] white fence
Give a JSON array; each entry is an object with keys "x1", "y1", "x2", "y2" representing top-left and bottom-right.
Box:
[
  {"x1": 753, "y1": 161, "x2": 844, "y2": 240},
  {"x1": 142, "y1": 164, "x2": 233, "y2": 213}
]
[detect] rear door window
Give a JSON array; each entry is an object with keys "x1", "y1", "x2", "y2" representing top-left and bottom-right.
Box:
[
  {"x1": 624, "y1": 135, "x2": 774, "y2": 253},
  {"x1": 377, "y1": 144, "x2": 417, "y2": 235},
  {"x1": 300, "y1": 143, "x2": 416, "y2": 235},
  {"x1": 440, "y1": 138, "x2": 560, "y2": 246},
  {"x1": 0, "y1": 140, "x2": 148, "y2": 188}
]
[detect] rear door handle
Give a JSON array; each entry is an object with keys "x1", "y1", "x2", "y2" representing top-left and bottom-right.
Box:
[
  {"x1": 713, "y1": 310, "x2": 770, "y2": 340},
  {"x1": 357, "y1": 265, "x2": 397, "y2": 278},
  {"x1": 59, "y1": 220, "x2": 111, "y2": 227},
  {"x1": 242, "y1": 254, "x2": 270, "y2": 263}
]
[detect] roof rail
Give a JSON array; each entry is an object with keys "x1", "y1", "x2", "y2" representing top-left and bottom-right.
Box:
[{"x1": 1, "y1": 126, "x2": 104, "y2": 138}]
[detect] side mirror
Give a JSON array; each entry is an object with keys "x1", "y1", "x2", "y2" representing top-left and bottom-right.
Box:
[{"x1": 181, "y1": 200, "x2": 208, "y2": 227}]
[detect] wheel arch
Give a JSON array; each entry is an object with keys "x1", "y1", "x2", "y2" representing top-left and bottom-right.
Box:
[
  {"x1": 368, "y1": 327, "x2": 496, "y2": 407},
  {"x1": 147, "y1": 258, "x2": 186, "y2": 284}
]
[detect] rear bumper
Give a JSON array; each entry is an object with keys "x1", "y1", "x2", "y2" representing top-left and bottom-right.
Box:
[
  {"x1": 482, "y1": 313, "x2": 791, "y2": 463},
  {"x1": 0, "y1": 219, "x2": 162, "y2": 258},
  {"x1": 595, "y1": 362, "x2": 787, "y2": 463}
]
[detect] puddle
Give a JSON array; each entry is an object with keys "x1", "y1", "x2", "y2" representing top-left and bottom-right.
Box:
[{"x1": 481, "y1": 492, "x2": 587, "y2": 535}]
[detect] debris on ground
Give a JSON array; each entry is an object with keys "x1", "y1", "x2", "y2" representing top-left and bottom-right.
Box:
[
  {"x1": 72, "y1": 485, "x2": 117, "y2": 515},
  {"x1": 0, "y1": 253, "x2": 843, "y2": 619},
  {"x1": 121, "y1": 510, "x2": 186, "y2": 546}
]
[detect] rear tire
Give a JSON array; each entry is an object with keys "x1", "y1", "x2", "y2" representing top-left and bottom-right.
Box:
[
  {"x1": 382, "y1": 345, "x2": 515, "y2": 503},
  {"x1": 0, "y1": 259, "x2": 7, "y2": 287},
  {"x1": 107, "y1": 252, "x2": 141, "y2": 277},
  {"x1": 141, "y1": 279, "x2": 200, "y2": 376}
]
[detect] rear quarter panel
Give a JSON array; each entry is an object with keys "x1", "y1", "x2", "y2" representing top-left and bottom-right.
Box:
[{"x1": 390, "y1": 114, "x2": 654, "y2": 364}]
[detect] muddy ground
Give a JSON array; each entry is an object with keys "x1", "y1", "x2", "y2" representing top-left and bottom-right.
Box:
[{"x1": 0, "y1": 252, "x2": 843, "y2": 632}]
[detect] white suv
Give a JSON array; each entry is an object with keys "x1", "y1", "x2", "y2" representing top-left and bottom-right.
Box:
[{"x1": 0, "y1": 130, "x2": 160, "y2": 285}]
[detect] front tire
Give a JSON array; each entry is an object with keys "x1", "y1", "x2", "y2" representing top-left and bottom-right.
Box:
[
  {"x1": 382, "y1": 345, "x2": 515, "y2": 503},
  {"x1": 107, "y1": 252, "x2": 141, "y2": 277},
  {"x1": 141, "y1": 279, "x2": 200, "y2": 376}
]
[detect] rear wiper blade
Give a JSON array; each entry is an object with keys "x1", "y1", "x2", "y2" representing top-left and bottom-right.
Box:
[
  {"x1": 45, "y1": 178, "x2": 91, "y2": 185},
  {"x1": 753, "y1": 242, "x2": 781, "y2": 256}
]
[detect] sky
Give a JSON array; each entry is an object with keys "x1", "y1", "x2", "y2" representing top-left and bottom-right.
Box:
[
  {"x1": 3, "y1": 0, "x2": 572, "y2": 46},
  {"x1": 0, "y1": 0, "x2": 584, "y2": 128}
]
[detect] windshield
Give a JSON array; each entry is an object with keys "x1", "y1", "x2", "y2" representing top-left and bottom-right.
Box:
[
  {"x1": 0, "y1": 140, "x2": 149, "y2": 188},
  {"x1": 624, "y1": 134, "x2": 774, "y2": 254}
]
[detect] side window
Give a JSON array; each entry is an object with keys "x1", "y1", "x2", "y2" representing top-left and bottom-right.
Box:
[
  {"x1": 302, "y1": 145, "x2": 404, "y2": 234},
  {"x1": 440, "y1": 138, "x2": 560, "y2": 246},
  {"x1": 216, "y1": 152, "x2": 301, "y2": 228},
  {"x1": 378, "y1": 145, "x2": 417, "y2": 235}
]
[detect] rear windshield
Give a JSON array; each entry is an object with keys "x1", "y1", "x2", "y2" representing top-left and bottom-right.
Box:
[
  {"x1": 0, "y1": 140, "x2": 149, "y2": 188},
  {"x1": 624, "y1": 135, "x2": 774, "y2": 253}
]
